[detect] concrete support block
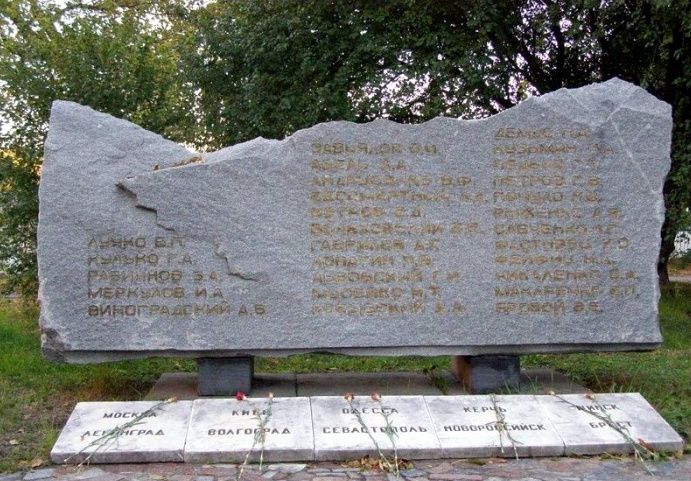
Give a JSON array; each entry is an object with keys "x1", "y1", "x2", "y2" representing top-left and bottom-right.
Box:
[
  {"x1": 451, "y1": 355, "x2": 520, "y2": 394},
  {"x1": 197, "y1": 357, "x2": 254, "y2": 396}
]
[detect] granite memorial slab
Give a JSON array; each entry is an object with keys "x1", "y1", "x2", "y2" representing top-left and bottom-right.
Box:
[
  {"x1": 310, "y1": 395, "x2": 441, "y2": 460},
  {"x1": 425, "y1": 395, "x2": 564, "y2": 457},
  {"x1": 51, "y1": 400, "x2": 193, "y2": 464},
  {"x1": 39, "y1": 78, "x2": 671, "y2": 362},
  {"x1": 537, "y1": 393, "x2": 684, "y2": 455},
  {"x1": 183, "y1": 397, "x2": 314, "y2": 463}
]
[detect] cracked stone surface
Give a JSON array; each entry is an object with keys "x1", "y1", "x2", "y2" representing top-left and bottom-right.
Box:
[{"x1": 38, "y1": 78, "x2": 671, "y2": 362}]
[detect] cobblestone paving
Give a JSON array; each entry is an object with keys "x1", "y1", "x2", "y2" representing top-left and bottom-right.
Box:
[{"x1": 2, "y1": 457, "x2": 689, "y2": 481}]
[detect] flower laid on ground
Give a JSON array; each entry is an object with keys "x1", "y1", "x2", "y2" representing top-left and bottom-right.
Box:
[
  {"x1": 236, "y1": 394, "x2": 275, "y2": 481},
  {"x1": 554, "y1": 392, "x2": 657, "y2": 474},
  {"x1": 343, "y1": 391, "x2": 405, "y2": 478},
  {"x1": 65, "y1": 398, "x2": 177, "y2": 467},
  {"x1": 489, "y1": 394, "x2": 519, "y2": 460}
]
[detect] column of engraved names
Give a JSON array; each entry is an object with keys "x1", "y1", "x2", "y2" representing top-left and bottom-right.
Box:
[
  {"x1": 308, "y1": 141, "x2": 472, "y2": 319},
  {"x1": 490, "y1": 127, "x2": 640, "y2": 319},
  {"x1": 85, "y1": 235, "x2": 251, "y2": 319}
]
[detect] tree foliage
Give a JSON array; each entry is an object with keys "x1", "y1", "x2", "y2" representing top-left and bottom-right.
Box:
[
  {"x1": 0, "y1": 0, "x2": 689, "y2": 295},
  {"x1": 186, "y1": 0, "x2": 691, "y2": 283},
  {"x1": 0, "y1": 0, "x2": 195, "y2": 294}
]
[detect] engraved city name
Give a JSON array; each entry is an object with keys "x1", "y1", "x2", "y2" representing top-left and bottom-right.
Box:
[
  {"x1": 50, "y1": 401, "x2": 193, "y2": 464},
  {"x1": 51, "y1": 395, "x2": 683, "y2": 463}
]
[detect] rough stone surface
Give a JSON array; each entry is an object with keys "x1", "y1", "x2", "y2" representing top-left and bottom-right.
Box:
[
  {"x1": 22, "y1": 470, "x2": 54, "y2": 481},
  {"x1": 424, "y1": 395, "x2": 564, "y2": 457},
  {"x1": 537, "y1": 393, "x2": 684, "y2": 455},
  {"x1": 183, "y1": 398, "x2": 314, "y2": 463},
  {"x1": 39, "y1": 79, "x2": 671, "y2": 362},
  {"x1": 0, "y1": 474, "x2": 22, "y2": 481},
  {"x1": 310, "y1": 395, "x2": 441, "y2": 461},
  {"x1": 50, "y1": 401, "x2": 193, "y2": 464},
  {"x1": 266, "y1": 465, "x2": 307, "y2": 474}
]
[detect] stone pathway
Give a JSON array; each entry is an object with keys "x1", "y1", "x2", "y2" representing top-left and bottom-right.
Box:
[{"x1": 2, "y1": 457, "x2": 689, "y2": 481}]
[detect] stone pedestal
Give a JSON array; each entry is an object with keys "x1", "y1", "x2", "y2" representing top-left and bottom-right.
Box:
[
  {"x1": 197, "y1": 357, "x2": 254, "y2": 396},
  {"x1": 452, "y1": 355, "x2": 520, "y2": 394},
  {"x1": 51, "y1": 393, "x2": 684, "y2": 463}
]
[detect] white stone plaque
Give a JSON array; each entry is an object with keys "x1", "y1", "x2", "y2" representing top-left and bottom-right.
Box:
[
  {"x1": 425, "y1": 395, "x2": 564, "y2": 457},
  {"x1": 310, "y1": 395, "x2": 440, "y2": 461},
  {"x1": 51, "y1": 401, "x2": 193, "y2": 464},
  {"x1": 537, "y1": 393, "x2": 684, "y2": 455},
  {"x1": 183, "y1": 397, "x2": 314, "y2": 462}
]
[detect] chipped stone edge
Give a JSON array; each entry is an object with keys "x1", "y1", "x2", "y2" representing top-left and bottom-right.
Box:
[{"x1": 50, "y1": 342, "x2": 661, "y2": 364}]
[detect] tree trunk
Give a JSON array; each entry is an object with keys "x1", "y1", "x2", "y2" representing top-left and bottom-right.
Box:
[{"x1": 658, "y1": 216, "x2": 675, "y2": 286}]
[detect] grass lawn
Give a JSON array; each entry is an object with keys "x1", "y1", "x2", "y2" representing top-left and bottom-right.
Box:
[{"x1": 1, "y1": 283, "x2": 689, "y2": 472}]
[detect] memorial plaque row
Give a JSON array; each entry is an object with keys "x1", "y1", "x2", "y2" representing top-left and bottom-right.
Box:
[{"x1": 51, "y1": 393, "x2": 683, "y2": 464}]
